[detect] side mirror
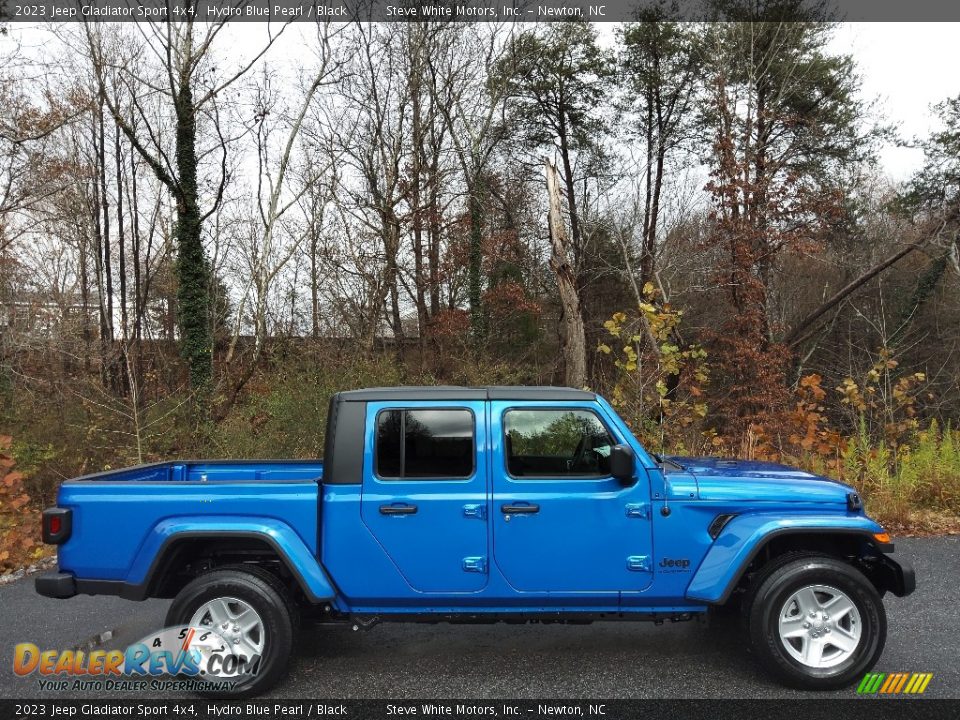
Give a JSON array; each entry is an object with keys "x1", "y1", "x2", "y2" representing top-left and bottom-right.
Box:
[{"x1": 609, "y1": 444, "x2": 636, "y2": 485}]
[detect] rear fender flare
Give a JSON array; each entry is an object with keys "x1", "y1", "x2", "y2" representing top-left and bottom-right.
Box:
[
  {"x1": 127, "y1": 515, "x2": 336, "y2": 602},
  {"x1": 686, "y1": 513, "x2": 884, "y2": 604}
]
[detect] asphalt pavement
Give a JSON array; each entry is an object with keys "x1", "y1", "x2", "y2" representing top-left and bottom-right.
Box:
[{"x1": 1, "y1": 536, "x2": 956, "y2": 700}]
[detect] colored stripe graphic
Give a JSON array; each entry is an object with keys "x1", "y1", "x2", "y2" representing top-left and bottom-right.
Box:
[
  {"x1": 892, "y1": 673, "x2": 909, "y2": 693},
  {"x1": 879, "y1": 674, "x2": 898, "y2": 693},
  {"x1": 857, "y1": 672, "x2": 932, "y2": 695},
  {"x1": 866, "y1": 673, "x2": 886, "y2": 693}
]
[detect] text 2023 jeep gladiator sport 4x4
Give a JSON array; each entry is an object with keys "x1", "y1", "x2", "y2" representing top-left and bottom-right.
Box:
[{"x1": 36, "y1": 386, "x2": 914, "y2": 695}]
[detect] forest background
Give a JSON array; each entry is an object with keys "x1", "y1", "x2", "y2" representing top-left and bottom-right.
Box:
[{"x1": 2, "y1": 7, "x2": 960, "y2": 571}]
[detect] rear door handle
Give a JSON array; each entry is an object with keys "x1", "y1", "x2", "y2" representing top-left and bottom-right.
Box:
[
  {"x1": 501, "y1": 503, "x2": 539, "y2": 515},
  {"x1": 380, "y1": 503, "x2": 418, "y2": 515}
]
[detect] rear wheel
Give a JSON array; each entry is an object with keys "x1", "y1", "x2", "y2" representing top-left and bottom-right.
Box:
[
  {"x1": 748, "y1": 555, "x2": 886, "y2": 689},
  {"x1": 166, "y1": 567, "x2": 296, "y2": 697}
]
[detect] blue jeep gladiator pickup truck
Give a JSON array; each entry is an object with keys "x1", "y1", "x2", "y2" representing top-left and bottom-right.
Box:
[{"x1": 36, "y1": 386, "x2": 914, "y2": 695}]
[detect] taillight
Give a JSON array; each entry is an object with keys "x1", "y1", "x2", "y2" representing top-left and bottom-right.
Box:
[{"x1": 42, "y1": 507, "x2": 71, "y2": 544}]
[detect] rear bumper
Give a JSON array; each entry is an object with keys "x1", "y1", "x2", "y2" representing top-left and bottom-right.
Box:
[
  {"x1": 36, "y1": 572, "x2": 133, "y2": 600},
  {"x1": 35, "y1": 572, "x2": 76, "y2": 599}
]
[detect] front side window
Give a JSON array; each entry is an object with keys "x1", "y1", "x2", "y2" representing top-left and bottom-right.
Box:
[
  {"x1": 504, "y1": 409, "x2": 614, "y2": 478},
  {"x1": 375, "y1": 409, "x2": 474, "y2": 479}
]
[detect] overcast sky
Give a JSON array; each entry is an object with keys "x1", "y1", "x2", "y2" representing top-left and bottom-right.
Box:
[
  {"x1": 7, "y1": 21, "x2": 959, "y2": 183},
  {"x1": 832, "y1": 22, "x2": 960, "y2": 180}
]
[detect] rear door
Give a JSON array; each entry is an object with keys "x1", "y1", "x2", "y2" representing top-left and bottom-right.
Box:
[
  {"x1": 360, "y1": 400, "x2": 489, "y2": 593},
  {"x1": 490, "y1": 402, "x2": 654, "y2": 595}
]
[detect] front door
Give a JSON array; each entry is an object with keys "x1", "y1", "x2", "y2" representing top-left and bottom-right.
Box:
[
  {"x1": 360, "y1": 400, "x2": 488, "y2": 593},
  {"x1": 490, "y1": 403, "x2": 654, "y2": 596}
]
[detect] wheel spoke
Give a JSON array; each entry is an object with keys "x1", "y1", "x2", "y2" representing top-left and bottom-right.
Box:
[
  {"x1": 234, "y1": 636, "x2": 258, "y2": 660},
  {"x1": 207, "y1": 598, "x2": 232, "y2": 626},
  {"x1": 779, "y1": 614, "x2": 807, "y2": 638},
  {"x1": 236, "y1": 607, "x2": 260, "y2": 634},
  {"x1": 795, "y1": 587, "x2": 821, "y2": 616},
  {"x1": 802, "y1": 636, "x2": 824, "y2": 666},
  {"x1": 823, "y1": 594, "x2": 856, "y2": 620},
  {"x1": 829, "y1": 627, "x2": 859, "y2": 653}
]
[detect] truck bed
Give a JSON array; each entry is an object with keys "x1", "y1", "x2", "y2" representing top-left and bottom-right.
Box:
[
  {"x1": 54, "y1": 460, "x2": 324, "y2": 590},
  {"x1": 69, "y1": 459, "x2": 324, "y2": 483}
]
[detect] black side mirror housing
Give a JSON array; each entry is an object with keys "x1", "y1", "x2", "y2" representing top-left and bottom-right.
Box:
[{"x1": 609, "y1": 444, "x2": 636, "y2": 485}]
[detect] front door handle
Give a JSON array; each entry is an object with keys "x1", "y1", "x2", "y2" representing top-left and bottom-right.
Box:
[
  {"x1": 380, "y1": 503, "x2": 418, "y2": 515},
  {"x1": 501, "y1": 503, "x2": 540, "y2": 515}
]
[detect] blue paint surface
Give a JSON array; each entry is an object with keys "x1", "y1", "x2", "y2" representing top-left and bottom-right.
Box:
[{"x1": 53, "y1": 396, "x2": 885, "y2": 615}]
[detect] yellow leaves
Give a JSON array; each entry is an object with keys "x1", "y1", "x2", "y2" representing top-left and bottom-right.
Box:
[
  {"x1": 602, "y1": 313, "x2": 627, "y2": 338},
  {"x1": 837, "y1": 377, "x2": 865, "y2": 411},
  {"x1": 642, "y1": 281, "x2": 656, "y2": 297},
  {"x1": 598, "y1": 307, "x2": 711, "y2": 450}
]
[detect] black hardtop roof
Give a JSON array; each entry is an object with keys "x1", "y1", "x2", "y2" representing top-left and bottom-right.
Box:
[{"x1": 335, "y1": 385, "x2": 596, "y2": 402}]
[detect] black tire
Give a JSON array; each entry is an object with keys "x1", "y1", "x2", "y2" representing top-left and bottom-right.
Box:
[
  {"x1": 740, "y1": 551, "x2": 825, "y2": 630},
  {"x1": 748, "y1": 555, "x2": 886, "y2": 690},
  {"x1": 166, "y1": 566, "x2": 297, "y2": 698}
]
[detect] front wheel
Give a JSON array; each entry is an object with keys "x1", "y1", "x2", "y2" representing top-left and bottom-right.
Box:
[
  {"x1": 748, "y1": 555, "x2": 886, "y2": 689},
  {"x1": 165, "y1": 567, "x2": 296, "y2": 697}
]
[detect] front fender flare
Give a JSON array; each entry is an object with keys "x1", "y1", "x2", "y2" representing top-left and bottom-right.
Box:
[
  {"x1": 686, "y1": 513, "x2": 884, "y2": 604},
  {"x1": 127, "y1": 515, "x2": 336, "y2": 602}
]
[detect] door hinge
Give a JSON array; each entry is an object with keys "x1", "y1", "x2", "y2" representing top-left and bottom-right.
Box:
[
  {"x1": 462, "y1": 556, "x2": 487, "y2": 573},
  {"x1": 626, "y1": 555, "x2": 651, "y2": 572},
  {"x1": 625, "y1": 503, "x2": 649, "y2": 519},
  {"x1": 463, "y1": 503, "x2": 486, "y2": 520}
]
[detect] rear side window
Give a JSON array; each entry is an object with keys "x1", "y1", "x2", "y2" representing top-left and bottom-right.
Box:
[
  {"x1": 375, "y1": 409, "x2": 474, "y2": 479},
  {"x1": 504, "y1": 409, "x2": 614, "y2": 478}
]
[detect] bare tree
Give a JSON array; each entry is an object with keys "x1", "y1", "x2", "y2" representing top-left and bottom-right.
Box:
[
  {"x1": 546, "y1": 158, "x2": 586, "y2": 388},
  {"x1": 82, "y1": 14, "x2": 288, "y2": 389}
]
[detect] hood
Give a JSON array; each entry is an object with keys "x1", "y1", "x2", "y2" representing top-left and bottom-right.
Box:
[{"x1": 666, "y1": 456, "x2": 855, "y2": 504}]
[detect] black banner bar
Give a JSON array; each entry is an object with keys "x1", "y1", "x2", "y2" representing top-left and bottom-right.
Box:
[
  {"x1": 2, "y1": 0, "x2": 960, "y2": 23},
  {"x1": 1, "y1": 699, "x2": 957, "y2": 720}
]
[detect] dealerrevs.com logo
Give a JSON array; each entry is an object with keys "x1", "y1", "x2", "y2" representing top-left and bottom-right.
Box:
[{"x1": 13, "y1": 625, "x2": 259, "y2": 692}]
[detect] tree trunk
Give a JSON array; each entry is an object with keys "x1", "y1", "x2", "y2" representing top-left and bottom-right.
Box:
[
  {"x1": 546, "y1": 158, "x2": 587, "y2": 389},
  {"x1": 557, "y1": 115, "x2": 583, "y2": 271},
  {"x1": 114, "y1": 124, "x2": 128, "y2": 343},
  {"x1": 467, "y1": 174, "x2": 484, "y2": 340},
  {"x1": 428, "y1": 178, "x2": 441, "y2": 318},
  {"x1": 785, "y1": 236, "x2": 929, "y2": 348},
  {"x1": 98, "y1": 103, "x2": 114, "y2": 346},
  {"x1": 173, "y1": 80, "x2": 212, "y2": 389},
  {"x1": 310, "y1": 222, "x2": 320, "y2": 340}
]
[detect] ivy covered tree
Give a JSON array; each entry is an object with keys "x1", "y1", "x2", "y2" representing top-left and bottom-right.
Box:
[{"x1": 84, "y1": 16, "x2": 286, "y2": 391}]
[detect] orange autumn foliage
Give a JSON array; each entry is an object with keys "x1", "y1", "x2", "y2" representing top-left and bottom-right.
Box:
[{"x1": 0, "y1": 436, "x2": 42, "y2": 572}]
